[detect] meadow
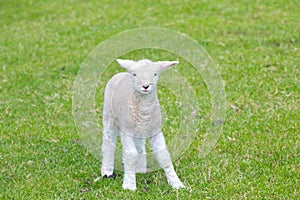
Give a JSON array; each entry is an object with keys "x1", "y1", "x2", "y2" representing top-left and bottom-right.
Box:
[{"x1": 1, "y1": 0, "x2": 299, "y2": 199}]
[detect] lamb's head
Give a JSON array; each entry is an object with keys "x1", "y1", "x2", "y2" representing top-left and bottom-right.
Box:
[{"x1": 116, "y1": 59, "x2": 179, "y2": 94}]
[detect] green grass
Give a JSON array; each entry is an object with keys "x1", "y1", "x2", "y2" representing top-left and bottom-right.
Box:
[{"x1": 1, "y1": 0, "x2": 299, "y2": 199}]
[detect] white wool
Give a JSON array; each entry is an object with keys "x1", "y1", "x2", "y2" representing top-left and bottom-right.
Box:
[{"x1": 136, "y1": 59, "x2": 153, "y2": 66}]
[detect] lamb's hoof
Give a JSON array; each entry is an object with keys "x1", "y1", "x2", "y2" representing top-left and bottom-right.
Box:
[
  {"x1": 122, "y1": 175, "x2": 136, "y2": 191},
  {"x1": 170, "y1": 181, "x2": 185, "y2": 189},
  {"x1": 102, "y1": 173, "x2": 120, "y2": 179},
  {"x1": 122, "y1": 183, "x2": 137, "y2": 191}
]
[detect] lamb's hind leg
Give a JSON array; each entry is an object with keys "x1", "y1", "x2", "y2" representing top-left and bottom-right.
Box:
[
  {"x1": 134, "y1": 137, "x2": 147, "y2": 173},
  {"x1": 150, "y1": 132, "x2": 185, "y2": 189},
  {"x1": 121, "y1": 133, "x2": 138, "y2": 190},
  {"x1": 101, "y1": 121, "x2": 118, "y2": 177}
]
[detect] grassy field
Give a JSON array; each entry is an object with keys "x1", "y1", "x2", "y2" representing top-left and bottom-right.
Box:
[{"x1": 1, "y1": 0, "x2": 299, "y2": 199}]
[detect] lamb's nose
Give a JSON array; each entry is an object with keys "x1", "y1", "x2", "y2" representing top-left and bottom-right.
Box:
[{"x1": 142, "y1": 85, "x2": 149, "y2": 89}]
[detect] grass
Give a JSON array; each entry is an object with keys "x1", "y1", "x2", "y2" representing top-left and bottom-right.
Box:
[{"x1": 1, "y1": 0, "x2": 299, "y2": 199}]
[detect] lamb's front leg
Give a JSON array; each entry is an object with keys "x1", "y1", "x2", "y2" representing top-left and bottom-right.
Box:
[
  {"x1": 150, "y1": 132, "x2": 185, "y2": 189},
  {"x1": 121, "y1": 133, "x2": 138, "y2": 191},
  {"x1": 101, "y1": 124, "x2": 117, "y2": 177}
]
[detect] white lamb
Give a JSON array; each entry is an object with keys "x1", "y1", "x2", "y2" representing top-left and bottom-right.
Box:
[{"x1": 101, "y1": 59, "x2": 185, "y2": 191}]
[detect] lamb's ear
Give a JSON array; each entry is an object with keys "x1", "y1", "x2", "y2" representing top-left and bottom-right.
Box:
[
  {"x1": 116, "y1": 59, "x2": 136, "y2": 71},
  {"x1": 157, "y1": 61, "x2": 179, "y2": 71}
]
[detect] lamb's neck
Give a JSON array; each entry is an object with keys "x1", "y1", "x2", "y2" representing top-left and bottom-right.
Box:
[
  {"x1": 135, "y1": 89, "x2": 156, "y2": 101},
  {"x1": 130, "y1": 90, "x2": 158, "y2": 113},
  {"x1": 128, "y1": 89, "x2": 162, "y2": 132}
]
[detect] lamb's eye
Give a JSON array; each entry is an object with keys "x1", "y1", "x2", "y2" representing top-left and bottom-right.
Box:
[
  {"x1": 154, "y1": 73, "x2": 157, "y2": 76},
  {"x1": 133, "y1": 73, "x2": 137, "y2": 77}
]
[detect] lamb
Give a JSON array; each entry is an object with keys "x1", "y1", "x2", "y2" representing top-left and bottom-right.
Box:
[{"x1": 101, "y1": 59, "x2": 185, "y2": 191}]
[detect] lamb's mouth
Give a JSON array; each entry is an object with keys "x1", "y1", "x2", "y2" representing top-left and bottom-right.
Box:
[{"x1": 141, "y1": 89, "x2": 150, "y2": 93}]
